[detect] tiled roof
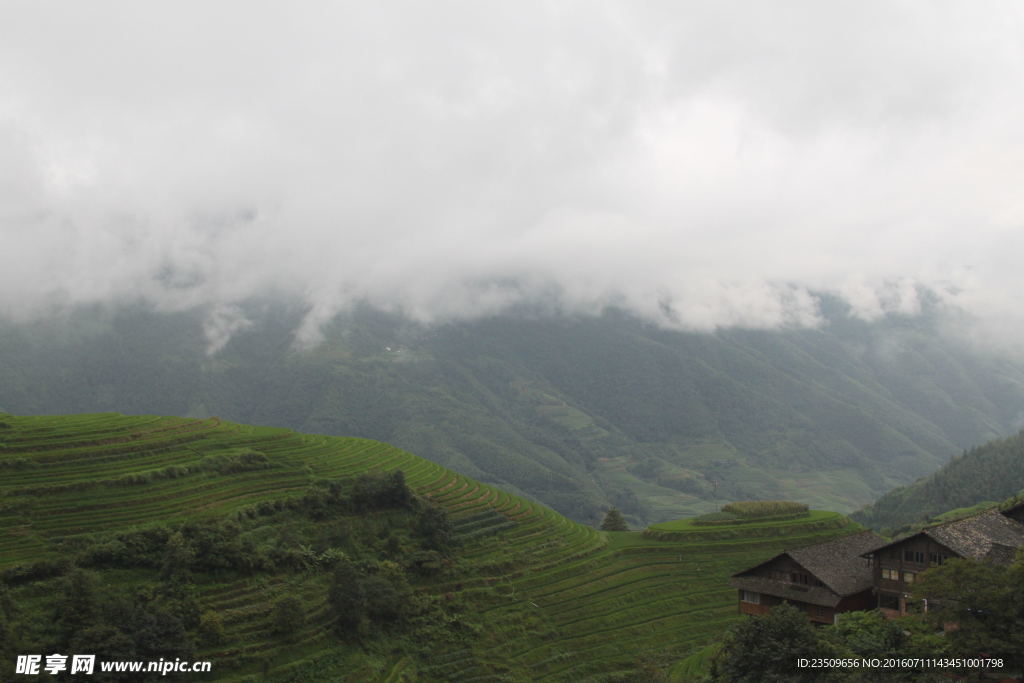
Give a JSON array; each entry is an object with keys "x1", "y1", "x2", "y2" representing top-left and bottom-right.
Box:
[
  {"x1": 787, "y1": 531, "x2": 885, "y2": 595},
  {"x1": 925, "y1": 509, "x2": 1024, "y2": 562},
  {"x1": 984, "y1": 543, "x2": 1020, "y2": 565},
  {"x1": 730, "y1": 531, "x2": 884, "y2": 605}
]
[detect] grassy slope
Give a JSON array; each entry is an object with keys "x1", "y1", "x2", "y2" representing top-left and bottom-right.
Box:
[{"x1": 1, "y1": 413, "x2": 864, "y2": 680}]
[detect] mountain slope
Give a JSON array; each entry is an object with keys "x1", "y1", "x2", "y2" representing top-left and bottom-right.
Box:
[
  {"x1": 2, "y1": 300, "x2": 1023, "y2": 525},
  {"x1": 852, "y1": 430, "x2": 1024, "y2": 532},
  {"x1": 0, "y1": 412, "x2": 864, "y2": 680}
]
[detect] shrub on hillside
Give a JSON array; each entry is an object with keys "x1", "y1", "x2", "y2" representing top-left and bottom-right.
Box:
[
  {"x1": 198, "y1": 450, "x2": 272, "y2": 475},
  {"x1": 328, "y1": 560, "x2": 365, "y2": 637},
  {"x1": 198, "y1": 610, "x2": 226, "y2": 645},
  {"x1": 351, "y1": 470, "x2": 413, "y2": 511},
  {"x1": 270, "y1": 595, "x2": 304, "y2": 636},
  {"x1": 1, "y1": 557, "x2": 73, "y2": 585},
  {"x1": 417, "y1": 503, "x2": 454, "y2": 550}
]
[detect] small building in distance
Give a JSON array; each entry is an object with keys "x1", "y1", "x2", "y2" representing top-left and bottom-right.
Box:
[
  {"x1": 861, "y1": 509, "x2": 1024, "y2": 617},
  {"x1": 729, "y1": 531, "x2": 884, "y2": 625}
]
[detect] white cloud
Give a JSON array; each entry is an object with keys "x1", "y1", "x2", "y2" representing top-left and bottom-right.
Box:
[
  {"x1": 202, "y1": 303, "x2": 252, "y2": 356},
  {"x1": 2, "y1": 1, "x2": 1024, "y2": 348}
]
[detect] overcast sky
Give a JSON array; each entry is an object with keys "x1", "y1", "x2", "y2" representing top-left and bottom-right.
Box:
[{"x1": 3, "y1": 2, "x2": 1024, "y2": 350}]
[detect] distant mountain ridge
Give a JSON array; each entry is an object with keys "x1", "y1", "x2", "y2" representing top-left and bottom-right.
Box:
[
  {"x1": 2, "y1": 298, "x2": 1023, "y2": 525},
  {"x1": 852, "y1": 430, "x2": 1024, "y2": 532}
]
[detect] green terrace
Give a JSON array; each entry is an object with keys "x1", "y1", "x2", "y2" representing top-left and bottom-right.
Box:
[{"x1": 0, "y1": 413, "x2": 865, "y2": 680}]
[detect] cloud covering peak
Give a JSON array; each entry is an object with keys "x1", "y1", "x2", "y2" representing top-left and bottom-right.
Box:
[{"x1": 2, "y1": 2, "x2": 1024, "y2": 350}]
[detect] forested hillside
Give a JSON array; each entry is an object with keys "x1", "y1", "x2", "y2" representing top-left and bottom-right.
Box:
[
  {"x1": 853, "y1": 430, "x2": 1024, "y2": 532},
  {"x1": 2, "y1": 299, "x2": 1023, "y2": 525}
]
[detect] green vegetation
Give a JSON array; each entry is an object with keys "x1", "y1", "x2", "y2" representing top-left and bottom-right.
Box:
[
  {"x1": 645, "y1": 509, "x2": 846, "y2": 541},
  {"x1": 913, "y1": 550, "x2": 1024, "y2": 672},
  {"x1": 710, "y1": 604, "x2": 948, "y2": 682},
  {"x1": 599, "y1": 507, "x2": 629, "y2": 531},
  {"x1": 685, "y1": 501, "x2": 809, "y2": 527},
  {"x1": 0, "y1": 413, "x2": 868, "y2": 680},
  {"x1": 854, "y1": 430, "x2": 1024, "y2": 533},
  {"x1": 721, "y1": 501, "x2": 809, "y2": 518},
  {"x1": 3, "y1": 301, "x2": 1024, "y2": 525},
  {"x1": 710, "y1": 602, "x2": 826, "y2": 682}
]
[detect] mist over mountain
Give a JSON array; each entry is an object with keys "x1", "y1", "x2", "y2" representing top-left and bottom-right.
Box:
[
  {"x1": 3, "y1": 298, "x2": 1022, "y2": 525},
  {"x1": 5, "y1": 2, "x2": 1024, "y2": 362}
]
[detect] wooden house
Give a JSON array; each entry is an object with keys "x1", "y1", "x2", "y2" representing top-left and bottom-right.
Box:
[
  {"x1": 729, "y1": 531, "x2": 884, "y2": 625},
  {"x1": 861, "y1": 509, "x2": 1024, "y2": 617}
]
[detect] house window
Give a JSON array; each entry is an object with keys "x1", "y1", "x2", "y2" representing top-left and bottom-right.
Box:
[
  {"x1": 929, "y1": 552, "x2": 948, "y2": 566},
  {"x1": 902, "y1": 570, "x2": 915, "y2": 584},
  {"x1": 903, "y1": 550, "x2": 925, "y2": 564},
  {"x1": 740, "y1": 590, "x2": 760, "y2": 604},
  {"x1": 815, "y1": 606, "x2": 827, "y2": 617},
  {"x1": 881, "y1": 568, "x2": 899, "y2": 581}
]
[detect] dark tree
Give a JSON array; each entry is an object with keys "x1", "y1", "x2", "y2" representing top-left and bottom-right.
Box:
[
  {"x1": 0, "y1": 584, "x2": 17, "y2": 665},
  {"x1": 328, "y1": 560, "x2": 365, "y2": 637},
  {"x1": 600, "y1": 507, "x2": 629, "y2": 531},
  {"x1": 364, "y1": 561, "x2": 414, "y2": 626},
  {"x1": 710, "y1": 603, "x2": 832, "y2": 682},
  {"x1": 160, "y1": 531, "x2": 195, "y2": 584},
  {"x1": 56, "y1": 569, "x2": 100, "y2": 646},
  {"x1": 271, "y1": 595, "x2": 304, "y2": 636},
  {"x1": 198, "y1": 610, "x2": 226, "y2": 645},
  {"x1": 351, "y1": 470, "x2": 413, "y2": 510},
  {"x1": 821, "y1": 610, "x2": 945, "y2": 682},
  {"x1": 417, "y1": 503, "x2": 453, "y2": 550},
  {"x1": 913, "y1": 552, "x2": 1024, "y2": 672}
]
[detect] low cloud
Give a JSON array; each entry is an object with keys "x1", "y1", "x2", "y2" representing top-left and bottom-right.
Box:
[{"x1": 2, "y1": 2, "x2": 1024, "y2": 352}]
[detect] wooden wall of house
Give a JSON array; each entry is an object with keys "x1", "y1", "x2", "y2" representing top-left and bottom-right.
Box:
[
  {"x1": 873, "y1": 535, "x2": 956, "y2": 596},
  {"x1": 738, "y1": 555, "x2": 826, "y2": 588},
  {"x1": 736, "y1": 592, "x2": 838, "y2": 624}
]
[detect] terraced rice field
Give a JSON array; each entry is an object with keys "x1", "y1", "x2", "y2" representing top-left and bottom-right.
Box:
[{"x1": 0, "y1": 413, "x2": 863, "y2": 680}]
